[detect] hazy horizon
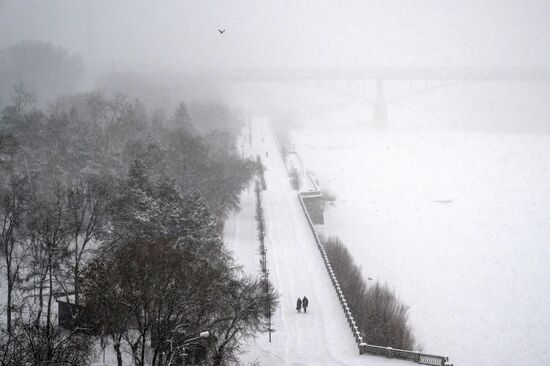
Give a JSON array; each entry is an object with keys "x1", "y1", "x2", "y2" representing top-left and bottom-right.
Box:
[{"x1": 2, "y1": 0, "x2": 550, "y2": 74}]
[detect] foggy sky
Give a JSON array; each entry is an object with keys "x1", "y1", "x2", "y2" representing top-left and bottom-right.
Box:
[{"x1": 1, "y1": 0, "x2": 550, "y2": 73}]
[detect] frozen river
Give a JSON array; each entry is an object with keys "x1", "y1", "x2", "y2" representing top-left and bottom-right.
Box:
[{"x1": 285, "y1": 81, "x2": 550, "y2": 366}]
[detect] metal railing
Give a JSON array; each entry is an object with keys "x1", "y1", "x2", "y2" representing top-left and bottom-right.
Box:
[
  {"x1": 273, "y1": 131, "x2": 452, "y2": 365},
  {"x1": 360, "y1": 344, "x2": 450, "y2": 365},
  {"x1": 298, "y1": 192, "x2": 452, "y2": 365},
  {"x1": 297, "y1": 192, "x2": 366, "y2": 349}
]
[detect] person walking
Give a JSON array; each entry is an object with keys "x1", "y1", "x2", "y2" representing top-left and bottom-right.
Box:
[
  {"x1": 296, "y1": 298, "x2": 302, "y2": 313},
  {"x1": 302, "y1": 296, "x2": 309, "y2": 314}
]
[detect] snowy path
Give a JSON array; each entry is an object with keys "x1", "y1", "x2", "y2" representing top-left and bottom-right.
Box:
[{"x1": 225, "y1": 117, "x2": 399, "y2": 366}]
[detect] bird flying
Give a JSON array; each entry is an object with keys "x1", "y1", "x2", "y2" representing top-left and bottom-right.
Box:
[{"x1": 218, "y1": 29, "x2": 225, "y2": 34}]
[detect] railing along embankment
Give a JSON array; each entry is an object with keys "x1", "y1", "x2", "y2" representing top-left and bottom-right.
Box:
[
  {"x1": 272, "y1": 131, "x2": 452, "y2": 365},
  {"x1": 297, "y1": 192, "x2": 367, "y2": 350},
  {"x1": 272, "y1": 131, "x2": 366, "y2": 352}
]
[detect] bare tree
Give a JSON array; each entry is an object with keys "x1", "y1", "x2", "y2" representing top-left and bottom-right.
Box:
[
  {"x1": 84, "y1": 239, "x2": 205, "y2": 366},
  {"x1": 289, "y1": 165, "x2": 301, "y2": 190},
  {"x1": 25, "y1": 174, "x2": 70, "y2": 356},
  {"x1": 209, "y1": 277, "x2": 278, "y2": 366},
  {"x1": 0, "y1": 322, "x2": 93, "y2": 366},
  {"x1": 325, "y1": 237, "x2": 415, "y2": 350},
  {"x1": 11, "y1": 83, "x2": 36, "y2": 120},
  {"x1": 63, "y1": 175, "x2": 110, "y2": 312},
  {"x1": 0, "y1": 174, "x2": 28, "y2": 336},
  {"x1": 82, "y1": 256, "x2": 131, "y2": 366},
  {"x1": 173, "y1": 101, "x2": 195, "y2": 134}
]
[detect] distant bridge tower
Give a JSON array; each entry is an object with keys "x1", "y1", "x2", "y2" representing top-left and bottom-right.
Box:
[{"x1": 372, "y1": 78, "x2": 388, "y2": 128}]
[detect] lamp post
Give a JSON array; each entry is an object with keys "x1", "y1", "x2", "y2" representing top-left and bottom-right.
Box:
[{"x1": 184, "y1": 331, "x2": 210, "y2": 344}]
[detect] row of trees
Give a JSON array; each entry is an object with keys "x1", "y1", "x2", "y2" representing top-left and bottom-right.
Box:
[
  {"x1": 253, "y1": 179, "x2": 275, "y2": 343},
  {"x1": 324, "y1": 237, "x2": 416, "y2": 350},
  {"x1": 0, "y1": 86, "x2": 277, "y2": 365},
  {"x1": 289, "y1": 165, "x2": 301, "y2": 190}
]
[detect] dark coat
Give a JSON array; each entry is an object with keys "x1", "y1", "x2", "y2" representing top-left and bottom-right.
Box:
[
  {"x1": 302, "y1": 297, "x2": 309, "y2": 308},
  {"x1": 296, "y1": 298, "x2": 302, "y2": 310}
]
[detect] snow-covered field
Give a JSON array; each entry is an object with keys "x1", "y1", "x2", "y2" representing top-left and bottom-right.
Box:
[{"x1": 286, "y1": 81, "x2": 550, "y2": 366}]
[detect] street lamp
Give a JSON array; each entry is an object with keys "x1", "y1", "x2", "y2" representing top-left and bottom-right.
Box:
[{"x1": 183, "y1": 331, "x2": 210, "y2": 344}]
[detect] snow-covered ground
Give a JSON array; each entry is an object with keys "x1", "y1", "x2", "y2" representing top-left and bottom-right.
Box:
[
  {"x1": 224, "y1": 118, "x2": 403, "y2": 365},
  {"x1": 284, "y1": 81, "x2": 550, "y2": 366}
]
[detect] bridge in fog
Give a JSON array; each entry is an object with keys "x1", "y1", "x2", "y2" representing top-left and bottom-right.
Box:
[
  {"x1": 180, "y1": 66, "x2": 550, "y2": 127},
  {"x1": 184, "y1": 66, "x2": 550, "y2": 82}
]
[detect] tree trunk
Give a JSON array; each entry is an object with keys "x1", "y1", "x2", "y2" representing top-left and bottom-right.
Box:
[
  {"x1": 36, "y1": 270, "x2": 46, "y2": 327},
  {"x1": 151, "y1": 347, "x2": 159, "y2": 366},
  {"x1": 46, "y1": 263, "x2": 54, "y2": 361},
  {"x1": 74, "y1": 257, "x2": 80, "y2": 317},
  {"x1": 6, "y1": 278, "x2": 12, "y2": 334},
  {"x1": 114, "y1": 342, "x2": 123, "y2": 366},
  {"x1": 3, "y1": 221, "x2": 17, "y2": 335},
  {"x1": 46, "y1": 263, "x2": 53, "y2": 333},
  {"x1": 5, "y1": 251, "x2": 13, "y2": 334},
  {"x1": 213, "y1": 346, "x2": 225, "y2": 366},
  {"x1": 140, "y1": 332, "x2": 146, "y2": 366}
]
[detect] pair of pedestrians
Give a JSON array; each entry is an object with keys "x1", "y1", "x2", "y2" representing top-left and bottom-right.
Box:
[{"x1": 296, "y1": 296, "x2": 309, "y2": 313}]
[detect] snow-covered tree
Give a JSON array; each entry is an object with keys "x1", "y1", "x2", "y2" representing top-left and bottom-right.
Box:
[
  {"x1": 325, "y1": 237, "x2": 415, "y2": 350},
  {"x1": 173, "y1": 101, "x2": 195, "y2": 134}
]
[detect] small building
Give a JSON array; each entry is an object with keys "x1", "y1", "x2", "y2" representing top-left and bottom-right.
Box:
[
  {"x1": 56, "y1": 295, "x2": 97, "y2": 334},
  {"x1": 300, "y1": 191, "x2": 324, "y2": 225}
]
